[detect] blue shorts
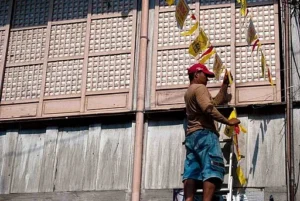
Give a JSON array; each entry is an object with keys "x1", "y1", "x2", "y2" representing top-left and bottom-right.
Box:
[{"x1": 182, "y1": 129, "x2": 225, "y2": 185}]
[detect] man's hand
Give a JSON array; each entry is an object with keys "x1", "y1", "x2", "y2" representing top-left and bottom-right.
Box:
[
  {"x1": 228, "y1": 118, "x2": 240, "y2": 126},
  {"x1": 223, "y1": 70, "x2": 232, "y2": 85}
]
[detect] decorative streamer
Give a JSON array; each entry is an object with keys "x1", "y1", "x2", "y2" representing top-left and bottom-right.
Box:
[
  {"x1": 166, "y1": 0, "x2": 175, "y2": 6},
  {"x1": 212, "y1": 53, "x2": 224, "y2": 80},
  {"x1": 175, "y1": 0, "x2": 190, "y2": 29},
  {"x1": 199, "y1": 46, "x2": 216, "y2": 64},
  {"x1": 246, "y1": 18, "x2": 257, "y2": 45},
  {"x1": 261, "y1": 50, "x2": 266, "y2": 77},
  {"x1": 180, "y1": 22, "x2": 199, "y2": 36},
  {"x1": 267, "y1": 67, "x2": 274, "y2": 86},
  {"x1": 236, "y1": 166, "x2": 247, "y2": 185},
  {"x1": 240, "y1": 0, "x2": 247, "y2": 17},
  {"x1": 188, "y1": 28, "x2": 209, "y2": 57}
]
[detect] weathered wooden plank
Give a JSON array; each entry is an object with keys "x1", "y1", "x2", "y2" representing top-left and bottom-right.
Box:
[
  {"x1": 96, "y1": 123, "x2": 134, "y2": 190},
  {"x1": 54, "y1": 126, "x2": 89, "y2": 191},
  {"x1": 38, "y1": 127, "x2": 59, "y2": 192},
  {"x1": 246, "y1": 113, "x2": 285, "y2": 187},
  {"x1": 11, "y1": 129, "x2": 46, "y2": 193},
  {"x1": 0, "y1": 130, "x2": 18, "y2": 194},
  {"x1": 0, "y1": 190, "x2": 130, "y2": 201},
  {"x1": 293, "y1": 108, "x2": 300, "y2": 201},
  {"x1": 144, "y1": 120, "x2": 186, "y2": 189},
  {"x1": 291, "y1": 15, "x2": 300, "y2": 102},
  {"x1": 82, "y1": 124, "x2": 101, "y2": 191}
]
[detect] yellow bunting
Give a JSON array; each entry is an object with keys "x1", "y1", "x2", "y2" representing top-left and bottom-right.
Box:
[
  {"x1": 246, "y1": 18, "x2": 257, "y2": 45},
  {"x1": 239, "y1": 125, "x2": 247, "y2": 134},
  {"x1": 199, "y1": 46, "x2": 216, "y2": 64},
  {"x1": 213, "y1": 53, "x2": 224, "y2": 80},
  {"x1": 224, "y1": 108, "x2": 237, "y2": 137},
  {"x1": 261, "y1": 50, "x2": 266, "y2": 77},
  {"x1": 240, "y1": 0, "x2": 247, "y2": 17},
  {"x1": 236, "y1": 166, "x2": 247, "y2": 185},
  {"x1": 267, "y1": 67, "x2": 274, "y2": 86},
  {"x1": 175, "y1": 0, "x2": 190, "y2": 29},
  {"x1": 188, "y1": 28, "x2": 209, "y2": 57},
  {"x1": 226, "y1": 69, "x2": 233, "y2": 85},
  {"x1": 181, "y1": 22, "x2": 199, "y2": 36},
  {"x1": 166, "y1": 0, "x2": 175, "y2": 6},
  {"x1": 234, "y1": 134, "x2": 242, "y2": 161},
  {"x1": 252, "y1": 39, "x2": 259, "y2": 52}
]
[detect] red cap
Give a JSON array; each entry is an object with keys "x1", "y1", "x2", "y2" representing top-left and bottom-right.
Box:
[{"x1": 187, "y1": 63, "x2": 215, "y2": 78}]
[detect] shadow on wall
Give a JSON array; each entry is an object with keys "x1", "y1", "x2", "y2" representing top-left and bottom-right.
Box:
[
  {"x1": 0, "y1": 0, "x2": 136, "y2": 29},
  {"x1": 291, "y1": 8, "x2": 300, "y2": 100}
]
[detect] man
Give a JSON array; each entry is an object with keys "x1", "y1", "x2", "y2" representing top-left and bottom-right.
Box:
[{"x1": 183, "y1": 63, "x2": 240, "y2": 201}]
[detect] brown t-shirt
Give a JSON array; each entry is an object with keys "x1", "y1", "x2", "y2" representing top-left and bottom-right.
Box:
[{"x1": 184, "y1": 84, "x2": 230, "y2": 135}]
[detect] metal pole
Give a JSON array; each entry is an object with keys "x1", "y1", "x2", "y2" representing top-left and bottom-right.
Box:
[
  {"x1": 131, "y1": 0, "x2": 149, "y2": 200},
  {"x1": 284, "y1": 0, "x2": 295, "y2": 200}
]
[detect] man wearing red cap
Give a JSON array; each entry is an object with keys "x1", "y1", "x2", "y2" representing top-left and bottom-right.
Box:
[{"x1": 183, "y1": 63, "x2": 240, "y2": 201}]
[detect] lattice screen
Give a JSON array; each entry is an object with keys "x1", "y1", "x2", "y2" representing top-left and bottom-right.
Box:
[
  {"x1": 12, "y1": 0, "x2": 49, "y2": 28},
  {"x1": 236, "y1": 5, "x2": 275, "y2": 43},
  {"x1": 0, "y1": 0, "x2": 10, "y2": 27},
  {"x1": 156, "y1": 49, "x2": 193, "y2": 86},
  {"x1": 92, "y1": 0, "x2": 135, "y2": 15},
  {"x1": 87, "y1": 54, "x2": 131, "y2": 91},
  {"x1": 199, "y1": 8, "x2": 231, "y2": 43},
  {"x1": 236, "y1": 44, "x2": 276, "y2": 83},
  {"x1": 7, "y1": 28, "x2": 47, "y2": 64},
  {"x1": 153, "y1": 0, "x2": 279, "y2": 88},
  {"x1": 0, "y1": 31, "x2": 5, "y2": 62},
  {"x1": 52, "y1": 0, "x2": 89, "y2": 21},
  {"x1": 45, "y1": 59, "x2": 83, "y2": 96},
  {"x1": 90, "y1": 16, "x2": 133, "y2": 52},
  {"x1": 49, "y1": 22, "x2": 87, "y2": 58},
  {"x1": 2, "y1": 64, "x2": 43, "y2": 101},
  {"x1": 158, "y1": 11, "x2": 196, "y2": 47},
  {"x1": 1, "y1": 0, "x2": 137, "y2": 107}
]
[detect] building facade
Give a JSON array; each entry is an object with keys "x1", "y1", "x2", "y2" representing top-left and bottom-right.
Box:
[{"x1": 0, "y1": 0, "x2": 298, "y2": 200}]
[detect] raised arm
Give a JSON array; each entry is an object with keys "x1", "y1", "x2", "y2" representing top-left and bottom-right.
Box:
[
  {"x1": 195, "y1": 85, "x2": 230, "y2": 125},
  {"x1": 212, "y1": 71, "x2": 230, "y2": 106}
]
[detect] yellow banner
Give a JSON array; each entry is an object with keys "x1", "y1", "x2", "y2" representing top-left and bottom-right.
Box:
[
  {"x1": 234, "y1": 134, "x2": 242, "y2": 161},
  {"x1": 224, "y1": 108, "x2": 237, "y2": 137},
  {"x1": 226, "y1": 69, "x2": 233, "y2": 85},
  {"x1": 181, "y1": 22, "x2": 199, "y2": 36},
  {"x1": 175, "y1": 0, "x2": 190, "y2": 29},
  {"x1": 240, "y1": 0, "x2": 247, "y2": 17},
  {"x1": 188, "y1": 29, "x2": 209, "y2": 57},
  {"x1": 261, "y1": 50, "x2": 266, "y2": 77},
  {"x1": 213, "y1": 53, "x2": 223, "y2": 80},
  {"x1": 240, "y1": 125, "x2": 247, "y2": 134},
  {"x1": 199, "y1": 47, "x2": 216, "y2": 64},
  {"x1": 246, "y1": 18, "x2": 257, "y2": 45},
  {"x1": 236, "y1": 166, "x2": 247, "y2": 185},
  {"x1": 166, "y1": 0, "x2": 175, "y2": 6},
  {"x1": 268, "y1": 67, "x2": 274, "y2": 86}
]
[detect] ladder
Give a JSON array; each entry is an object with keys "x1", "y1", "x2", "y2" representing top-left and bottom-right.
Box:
[
  {"x1": 174, "y1": 138, "x2": 234, "y2": 201},
  {"x1": 195, "y1": 138, "x2": 234, "y2": 201}
]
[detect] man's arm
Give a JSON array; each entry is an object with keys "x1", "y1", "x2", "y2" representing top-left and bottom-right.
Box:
[
  {"x1": 212, "y1": 83, "x2": 228, "y2": 106},
  {"x1": 212, "y1": 71, "x2": 230, "y2": 106},
  {"x1": 195, "y1": 85, "x2": 230, "y2": 125}
]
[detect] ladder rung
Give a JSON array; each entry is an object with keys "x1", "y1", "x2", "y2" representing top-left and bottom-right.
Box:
[
  {"x1": 196, "y1": 188, "x2": 230, "y2": 193},
  {"x1": 219, "y1": 139, "x2": 232, "y2": 143}
]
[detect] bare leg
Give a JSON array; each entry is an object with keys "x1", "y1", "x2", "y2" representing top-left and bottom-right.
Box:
[
  {"x1": 184, "y1": 179, "x2": 196, "y2": 201},
  {"x1": 203, "y1": 180, "x2": 216, "y2": 201}
]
